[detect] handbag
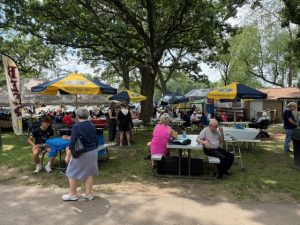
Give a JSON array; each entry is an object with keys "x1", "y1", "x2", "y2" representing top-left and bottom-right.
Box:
[
  {"x1": 71, "y1": 127, "x2": 85, "y2": 158},
  {"x1": 170, "y1": 138, "x2": 191, "y2": 145}
]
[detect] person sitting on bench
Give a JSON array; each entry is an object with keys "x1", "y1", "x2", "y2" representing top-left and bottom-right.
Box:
[
  {"x1": 249, "y1": 112, "x2": 270, "y2": 129},
  {"x1": 27, "y1": 116, "x2": 54, "y2": 173},
  {"x1": 196, "y1": 119, "x2": 234, "y2": 179},
  {"x1": 145, "y1": 113, "x2": 178, "y2": 163},
  {"x1": 62, "y1": 111, "x2": 75, "y2": 128},
  {"x1": 190, "y1": 111, "x2": 200, "y2": 127}
]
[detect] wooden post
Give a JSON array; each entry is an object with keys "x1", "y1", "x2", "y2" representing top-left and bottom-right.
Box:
[{"x1": 0, "y1": 127, "x2": 2, "y2": 151}]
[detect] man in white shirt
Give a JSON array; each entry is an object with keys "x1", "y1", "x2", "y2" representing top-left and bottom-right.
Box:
[
  {"x1": 196, "y1": 119, "x2": 234, "y2": 179},
  {"x1": 190, "y1": 111, "x2": 199, "y2": 125}
]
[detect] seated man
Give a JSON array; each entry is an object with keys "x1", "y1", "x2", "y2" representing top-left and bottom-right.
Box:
[
  {"x1": 196, "y1": 119, "x2": 234, "y2": 179},
  {"x1": 220, "y1": 112, "x2": 228, "y2": 122},
  {"x1": 190, "y1": 111, "x2": 200, "y2": 126},
  {"x1": 96, "y1": 107, "x2": 105, "y2": 118},
  {"x1": 249, "y1": 112, "x2": 270, "y2": 128},
  {"x1": 62, "y1": 112, "x2": 75, "y2": 128},
  {"x1": 27, "y1": 116, "x2": 54, "y2": 173},
  {"x1": 182, "y1": 111, "x2": 191, "y2": 127}
]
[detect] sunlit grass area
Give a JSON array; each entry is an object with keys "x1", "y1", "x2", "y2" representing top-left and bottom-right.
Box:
[{"x1": 0, "y1": 124, "x2": 300, "y2": 202}]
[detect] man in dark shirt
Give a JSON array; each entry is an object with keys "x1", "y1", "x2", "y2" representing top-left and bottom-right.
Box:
[
  {"x1": 283, "y1": 102, "x2": 298, "y2": 153},
  {"x1": 28, "y1": 116, "x2": 54, "y2": 173}
]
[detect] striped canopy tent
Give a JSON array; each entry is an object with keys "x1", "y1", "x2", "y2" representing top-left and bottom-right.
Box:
[
  {"x1": 31, "y1": 73, "x2": 117, "y2": 107},
  {"x1": 207, "y1": 82, "x2": 267, "y2": 101},
  {"x1": 108, "y1": 90, "x2": 147, "y2": 102},
  {"x1": 207, "y1": 82, "x2": 267, "y2": 122}
]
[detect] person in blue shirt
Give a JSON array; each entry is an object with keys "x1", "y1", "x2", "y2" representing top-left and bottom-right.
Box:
[
  {"x1": 283, "y1": 102, "x2": 298, "y2": 153},
  {"x1": 199, "y1": 112, "x2": 209, "y2": 130}
]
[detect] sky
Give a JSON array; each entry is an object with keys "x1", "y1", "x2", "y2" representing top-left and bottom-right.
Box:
[
  {"x1": 62, "y1": 60, "x2": 222, "y2": 82},
  {"x1": 59, "y1": 3, "x2": 254, "y2": 83}
]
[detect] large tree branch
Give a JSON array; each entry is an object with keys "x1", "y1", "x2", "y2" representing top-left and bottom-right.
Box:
[{"x1": 104, "y1": 0, "x2": 150, "y2": 45}]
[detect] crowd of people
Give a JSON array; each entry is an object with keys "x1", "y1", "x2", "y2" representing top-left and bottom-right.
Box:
[
  {"x1": 152, "y1": 105, "x2": 209, "y2": 129},
  {"x1": 27, "y1": 102, "x2": 136, "y2": 201},
  {"x1": 25, "y1": 100, "x2": 300, "y2": 201},
  {"x1": 146, "y1": 102, "x2": 300, "y2": 179}
]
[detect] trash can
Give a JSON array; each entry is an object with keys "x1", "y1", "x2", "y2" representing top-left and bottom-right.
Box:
[{"x1": 291, "y1": 129, "x2": 300, "y2": 170}]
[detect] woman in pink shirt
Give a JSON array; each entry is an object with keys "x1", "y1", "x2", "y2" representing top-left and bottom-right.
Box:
[{"x1": 148, "y1": 113, "x2": 178, "y2": 157}]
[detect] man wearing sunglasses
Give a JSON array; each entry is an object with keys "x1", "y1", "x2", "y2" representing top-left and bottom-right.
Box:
[{"x1": 196, "y1": 119, "x2": 234, "y2": 179}]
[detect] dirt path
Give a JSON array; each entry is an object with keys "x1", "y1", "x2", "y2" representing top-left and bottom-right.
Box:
[{"x1": 1, "y1": 184, "x2": 300, "y2": 225}]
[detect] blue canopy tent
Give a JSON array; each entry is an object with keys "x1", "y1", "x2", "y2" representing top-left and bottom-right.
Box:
[
  {"x1": 159, "y1": 95, "x2": 189, "y2": 106},
  {"x1": 108, "y1": 90, "x2": 146, "y2": 102}
]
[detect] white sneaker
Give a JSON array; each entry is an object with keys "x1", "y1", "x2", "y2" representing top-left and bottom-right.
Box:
[
  {"x1": 44, "y1": 164, "x2": 52, "y2": 173},
  {"x1": 34, "y1": 164, "x2": 42, "y2": 174},
  {"x1": 81, "y1": 194, "x2": 96, "y2": 200},
  {"x1": 62, "y1": 194, "x2": 78, "y2": 201}
]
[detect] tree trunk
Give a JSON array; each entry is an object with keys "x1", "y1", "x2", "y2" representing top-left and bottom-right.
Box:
[
  {"x1": 157, "y1": 68, "x2": 167, "y2": 95},
  {"x1": 119, "y1": 58, "x2": 130, "y2": 89},
  {"x1": 287, "y1": 22, "x2": 294, "y2": 87},
  {"x1": 139, "y1": 64, "x2": 156, "y2": 123}
]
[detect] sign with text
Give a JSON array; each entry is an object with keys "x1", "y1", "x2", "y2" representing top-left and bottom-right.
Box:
[{"x1": 2, "y1": 53, "x2": 23, "y2": 135}]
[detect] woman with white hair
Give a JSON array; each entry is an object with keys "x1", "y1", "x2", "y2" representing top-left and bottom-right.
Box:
[
  {"x1": 148, "y1": 113, "x2": 178, "y2": 157},
  {"x1": 63, "y1": 107, "x2": 98, "y2": 201}
]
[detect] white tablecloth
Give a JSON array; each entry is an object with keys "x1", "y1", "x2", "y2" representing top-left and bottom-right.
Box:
[{"x1": 223, "y1": 127, "x2": 259, "y2": 140}]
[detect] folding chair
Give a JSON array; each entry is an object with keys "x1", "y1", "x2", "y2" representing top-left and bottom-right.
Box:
[
  {"x1": 257, "y1": 119, "x2": 270, "y2": 138},
  {"x1": 225, "y1": 138, "x2": 245, "y2": 172}
]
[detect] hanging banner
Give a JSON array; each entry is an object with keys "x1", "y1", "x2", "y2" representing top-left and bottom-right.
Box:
[{"x1": 1, "y1": 53, "x2": 23, "y2": 135}]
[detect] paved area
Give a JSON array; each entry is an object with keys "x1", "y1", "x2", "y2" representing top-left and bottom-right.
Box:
[{"x1": 0, "y1": 184, "x2": 300, "y2": 225}]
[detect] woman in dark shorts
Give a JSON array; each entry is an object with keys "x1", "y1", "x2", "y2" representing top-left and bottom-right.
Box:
[{"x1": 117, "y1": 104, "x2": 133, "y2": 146}]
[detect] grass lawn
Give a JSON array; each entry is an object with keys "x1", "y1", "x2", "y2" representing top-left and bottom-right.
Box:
[{"x1": 0, "y1": 124, "x2": 299, "y2": 203}]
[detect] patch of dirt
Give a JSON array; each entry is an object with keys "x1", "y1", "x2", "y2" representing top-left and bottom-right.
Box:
[
  {"x1": 246, "y1": 189, "x2": 298, "y2": 204},
  {"x1": 2, "y1": 165, "x2": 295, "y2": 204},
  {"x1": 91, "y1": 180, "x2": 299, "y2": 204}
]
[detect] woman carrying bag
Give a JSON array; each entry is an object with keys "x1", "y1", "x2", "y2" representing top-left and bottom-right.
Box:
[{"x1": 63, "y1": 107, "x2": 98, "y2": 201}]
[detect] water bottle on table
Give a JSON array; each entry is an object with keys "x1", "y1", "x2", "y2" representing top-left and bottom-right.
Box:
[{"x1": 182, "y1": 131, "x2": 186, "y2": 139}]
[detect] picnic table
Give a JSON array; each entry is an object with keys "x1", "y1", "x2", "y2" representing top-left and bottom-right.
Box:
[{"x1": 167, "y1": 135, "x2": 203, "y2": 176}]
